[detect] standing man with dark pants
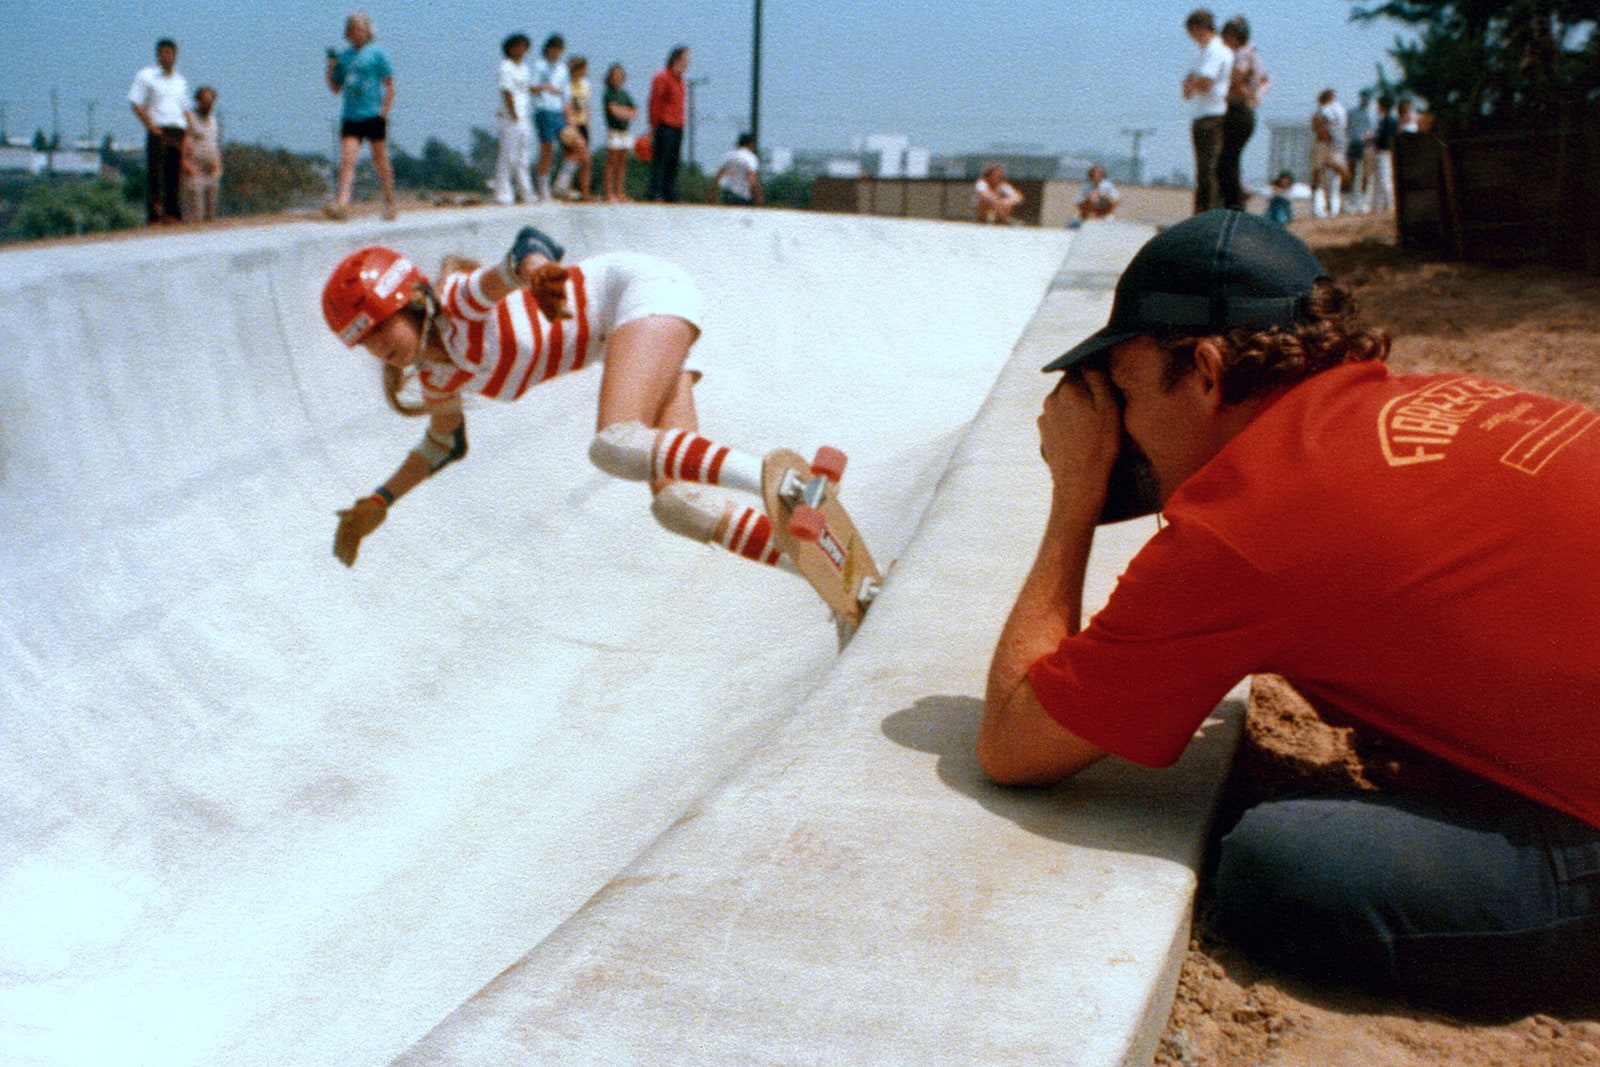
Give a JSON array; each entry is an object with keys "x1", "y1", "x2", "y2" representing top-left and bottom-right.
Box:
[
  {"x1": 128, "y1": 38, "x2": 191, "y2": 225},
  {"x1": 646, "y1": 45, "x2": 690, "y2": 203},
  {"x1": 1181, "y1": 9, "x2": 1232, "y2": 215}
]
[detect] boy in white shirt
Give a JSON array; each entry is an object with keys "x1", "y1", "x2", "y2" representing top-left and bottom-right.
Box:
[{"x1": 709, "y1": 134, "x2": 762, "y2": 206}]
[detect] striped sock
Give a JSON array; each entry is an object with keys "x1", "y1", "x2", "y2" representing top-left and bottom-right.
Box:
[
  {"x1": 718, "y1": 504, "x2": 783, "y2": 566},
  {"x1": 654, "y1": 430, "x2": 763, "y2": 495}
]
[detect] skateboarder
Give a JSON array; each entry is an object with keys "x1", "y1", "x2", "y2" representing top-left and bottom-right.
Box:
[{"x1": 323, "y1": 226, "x2": 788, "y2": 570}]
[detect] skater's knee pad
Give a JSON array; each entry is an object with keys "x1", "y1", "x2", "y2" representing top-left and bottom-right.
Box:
[
  {"x1": 650, "y1": 483, "x2": 729, "y2": 543},
  {"x1": 589, "y1": 421, "x2": 657, "y2": 481}
]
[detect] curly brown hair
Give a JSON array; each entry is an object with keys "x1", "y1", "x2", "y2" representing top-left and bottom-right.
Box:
[{"x1": 1156, "y1": 278, "x2": 1390, "y2": 404}]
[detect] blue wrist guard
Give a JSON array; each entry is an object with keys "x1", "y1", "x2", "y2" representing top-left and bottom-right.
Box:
[{"x1": 509, "y1": 226, "x2": 565, "y2": 267}]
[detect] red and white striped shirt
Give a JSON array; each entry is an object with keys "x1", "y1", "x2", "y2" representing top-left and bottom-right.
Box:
[{"x1": 419, "y1": 263, "x2": 594, "y2": 402}]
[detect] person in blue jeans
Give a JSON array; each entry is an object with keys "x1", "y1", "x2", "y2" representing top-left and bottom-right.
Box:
[
  {"x1": 978, "y1": 210, "x2": 1600, "y2": 1017},
  {"x1": 325, "y1": 12, "x2": 397, "y2": 220}
]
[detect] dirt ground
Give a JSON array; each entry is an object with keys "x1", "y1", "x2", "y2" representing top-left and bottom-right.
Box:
[{"x1": 1154, "y1": 213, "x2": 1600, "y2": 1067}]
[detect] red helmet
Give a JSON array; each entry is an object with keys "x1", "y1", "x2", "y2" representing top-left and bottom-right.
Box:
[{"x1": 322, "y1": 246, "x2": 427, "y2": 347}]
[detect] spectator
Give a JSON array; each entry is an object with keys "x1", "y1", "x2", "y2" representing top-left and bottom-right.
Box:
[
  {"x1": 325, "y1": 12, "x2": 397, "y2": 221},
  {"x1": 980, "y1": 209, "x2": 1600, "y2": 1017},
  {"x1": 1346, "y1": 89, "x2": 1377, "y2": 213},
  {"x1": 1264, "y1": 169, "x2": 1294, "y2": 225},
  {"x1": 647, "y1": 45, "x2": 690, "y2": 203},
  {"x1": 1371, "y1": 95, "x2": 1398, "y2": 215},
  {"x1": 323, "y1": 227, "x2": 796, "y2": 577},
  {"x1": 181, "y1": 85, "x2": 222, "y2": 222},
  {"x1": 1181, "y1": 9, "x2": 1233, "y2": 214},
  {"x1": 1077, "y1": 164, "x2": 1119, "y2": 221},
  {"x1": 553, "y1": 55, "x2": 593, "y2": 201},
  {"x1": 491, "y1": 33, "x2": 535, "y2": 206},
  {"x1": 127, "y1": 38, "x2": 191, "y2": 225},
  {"x1": 974, "y1": 162, "x2": 1024, "y2": 224},
  {"x1": 601, "y1": 64, "x2": 637, "y2": 204},
  {"x1": 1218, "y1": 16, "x2": 1270, "y2": 211},
  {"x1": 708, "y1": 133, "x2": 762, "y2": 206},
  {"x1": 529, "y1": 34, "x2": 570, "y2": 202},
  {"x1": 1310, "y1": 88, "x2": 1349, "y2": 217}
]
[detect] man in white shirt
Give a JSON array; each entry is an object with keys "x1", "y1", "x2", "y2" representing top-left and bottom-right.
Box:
[
  {"x1": 1181, "y1": 9, "x2": 1233, "y2": 215},
  {"x1": 492, "y1": 33, "x2": 535, "y2": 204},
  {"x1": 128, "y1": 38, "x2": 192, "y2": 224},
  {"x1": 708, "y1": 133, "x2": 762, "y2": 206}
]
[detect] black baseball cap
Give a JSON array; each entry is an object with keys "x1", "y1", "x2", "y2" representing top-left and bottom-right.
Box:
[{"x1": 1043, "y1": 209, "x2": 1329, "y2": 372}]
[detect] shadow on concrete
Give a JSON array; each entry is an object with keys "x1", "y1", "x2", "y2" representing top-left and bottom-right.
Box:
[{"x1": 881, "y1": 693, "x2": 1243, "y2": 868}]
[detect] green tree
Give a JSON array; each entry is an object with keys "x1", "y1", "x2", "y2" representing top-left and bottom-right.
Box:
[
  {"x1": 390, "y1": 137, "x2": 487, "y2": 192},
  {"x1": 468, "y1": 127, "x2": 499, "y2": 178},
  {"x1": 1353, "y1": 0, "x2": 1600, "y2": 126},
  {"x1": 219, "y1": 143, "x2": 328, "y2": 215}
]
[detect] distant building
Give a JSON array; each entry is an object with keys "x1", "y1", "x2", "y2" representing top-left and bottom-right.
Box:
[
  {"x1": 0, "y1": 137, "x2": 110, "y2": 176},
  {"x1": 931, "y1": 151, "x2": 1093, "y2": 182},
  {"x1": 1266, "y1": 119, "x2": 1314, "y2": 185}
]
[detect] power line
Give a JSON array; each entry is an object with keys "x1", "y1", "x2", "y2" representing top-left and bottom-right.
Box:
[{"x1": 1119, "y1": 127, "x2": 1156, "y2": 183}]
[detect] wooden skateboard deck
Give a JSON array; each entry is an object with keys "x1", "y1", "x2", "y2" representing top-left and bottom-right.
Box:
[{"x1": 762, "y1": 448, "x2": 881, "y2": 627}]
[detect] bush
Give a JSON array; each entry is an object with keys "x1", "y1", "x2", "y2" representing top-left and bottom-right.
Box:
[
  {"x1": 391, "y1": 137, "x2": 487, "y2": 193},
  {"x1": 9, "y1": 177, "x2": 142, "y2": 239},
  {"x1": 219, "y1": 143, "x2": 328, "y2": 216}
]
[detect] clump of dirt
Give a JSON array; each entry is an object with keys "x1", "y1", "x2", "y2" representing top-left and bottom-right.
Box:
[{"x1": 1158, "y1": 213, "x2": 1600, "y2": 1067}]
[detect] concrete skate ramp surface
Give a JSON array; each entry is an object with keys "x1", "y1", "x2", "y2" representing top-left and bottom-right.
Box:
[{"x1": 0, "y1": 207, "x2": 1070, "y2": 1066}]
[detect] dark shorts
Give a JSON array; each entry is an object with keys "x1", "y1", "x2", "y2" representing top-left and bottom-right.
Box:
[
  {"x1": 718, "y1": 188, "x2": 754, "y2": 207},
  {"x1": 341, "y1": 116, "x2": 387, "y2": 143},
  {"x1": 534, "y1": 110, "x2": 566, "y2": 144}
]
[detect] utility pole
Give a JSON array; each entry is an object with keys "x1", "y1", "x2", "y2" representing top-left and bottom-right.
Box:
[
  {"x1": 686, "y1": 76, "x2": 708, "y2": 169},
  {"x1": 84, "y1": 100, "x2": 96, "y2": 145},
  {"x1": 749, "y1": 0, "x2": 762, "y2": 146},
  {"x1": 1120, "y1": 127, "x2": 1155, "y2": 185}
]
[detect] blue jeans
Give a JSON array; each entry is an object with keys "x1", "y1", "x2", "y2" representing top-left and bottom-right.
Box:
[{"x1": 1216, "y1": 790, "x2": 1600, "y2": 1016}]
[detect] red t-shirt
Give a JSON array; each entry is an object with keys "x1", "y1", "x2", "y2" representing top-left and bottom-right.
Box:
[
  {"x1": 1029, "y1": 361, "x2": 1600, "y2": 828},
  {"x1": 649, "y1": 69, "x2": 685, "y2": 129}
]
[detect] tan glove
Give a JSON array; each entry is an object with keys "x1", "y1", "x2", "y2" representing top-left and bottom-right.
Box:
[
  {"x1": 528, "y1": 261, "x2": 573, "y2": 321},
  {"x1": 334, "y1": 495, "x2": 387, "y2": 567}
]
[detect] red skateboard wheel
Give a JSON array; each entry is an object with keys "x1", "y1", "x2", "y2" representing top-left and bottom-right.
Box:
[
  {"x1": 789, "y1": 504, "x2": 825, "y2": 542},
  {"x1": 811, "y1": 446, "x2": 847, "y2": 482}
]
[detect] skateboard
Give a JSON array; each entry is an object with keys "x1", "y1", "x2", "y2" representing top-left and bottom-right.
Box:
[{"x1": 762, "y1": 447, "x2": 882, "y2": 627}]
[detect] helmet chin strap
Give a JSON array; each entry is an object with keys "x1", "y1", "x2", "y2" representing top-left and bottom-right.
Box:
[{"x1": 409, "y1": 283, "x2": 441, "y2": 369}]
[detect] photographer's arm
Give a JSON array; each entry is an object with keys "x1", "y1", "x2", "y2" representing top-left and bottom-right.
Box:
[{"x1": 978, "y1": 371, "x2": 1120, "y2": 785}]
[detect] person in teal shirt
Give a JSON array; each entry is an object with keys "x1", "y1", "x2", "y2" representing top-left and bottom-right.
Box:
[{"x1": 324, "y1": 12, "x2": 397, "y2": 220}]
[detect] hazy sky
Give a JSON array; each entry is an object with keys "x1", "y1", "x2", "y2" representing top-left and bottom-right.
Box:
[{"x1": 4, "y1": 0, "x2": 1408, "y2": 182}]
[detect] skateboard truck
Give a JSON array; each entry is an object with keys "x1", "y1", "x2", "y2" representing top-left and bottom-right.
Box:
[{"x1": 781, "y1": 448, "x2": 879, "y2": 613}]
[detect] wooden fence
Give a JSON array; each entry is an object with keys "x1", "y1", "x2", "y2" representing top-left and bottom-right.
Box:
[
  {"x1": 811, "y1": 176, "x2": 1077, "y2": 228},
  {"x1": 1395, "y1": 101, "x2": 1600, "y2": 273}
]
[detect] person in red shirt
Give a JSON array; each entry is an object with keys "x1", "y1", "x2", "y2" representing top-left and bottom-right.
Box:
[
  {"x1": 646, "y1": 45, "x2": 690, "y2": 203},
  {"x1": 981, "y1": 209, "x2": 1600, "y2": 1015}
]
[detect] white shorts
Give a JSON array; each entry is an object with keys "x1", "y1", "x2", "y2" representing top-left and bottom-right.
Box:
[
  {"x1": 579, "y1": 251, "x2": 705, "y2": 344},
  {"x1": 605, "y1": 129, "x2": 631, "y2": 152}
]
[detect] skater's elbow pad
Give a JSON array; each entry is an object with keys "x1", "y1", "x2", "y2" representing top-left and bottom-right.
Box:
[
  {"x1": 589, "y1": 421, "x2": 657, "y2": 481},
  {"x1": 414, "y1": 424, "x2": 468, "y2": 473}
]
